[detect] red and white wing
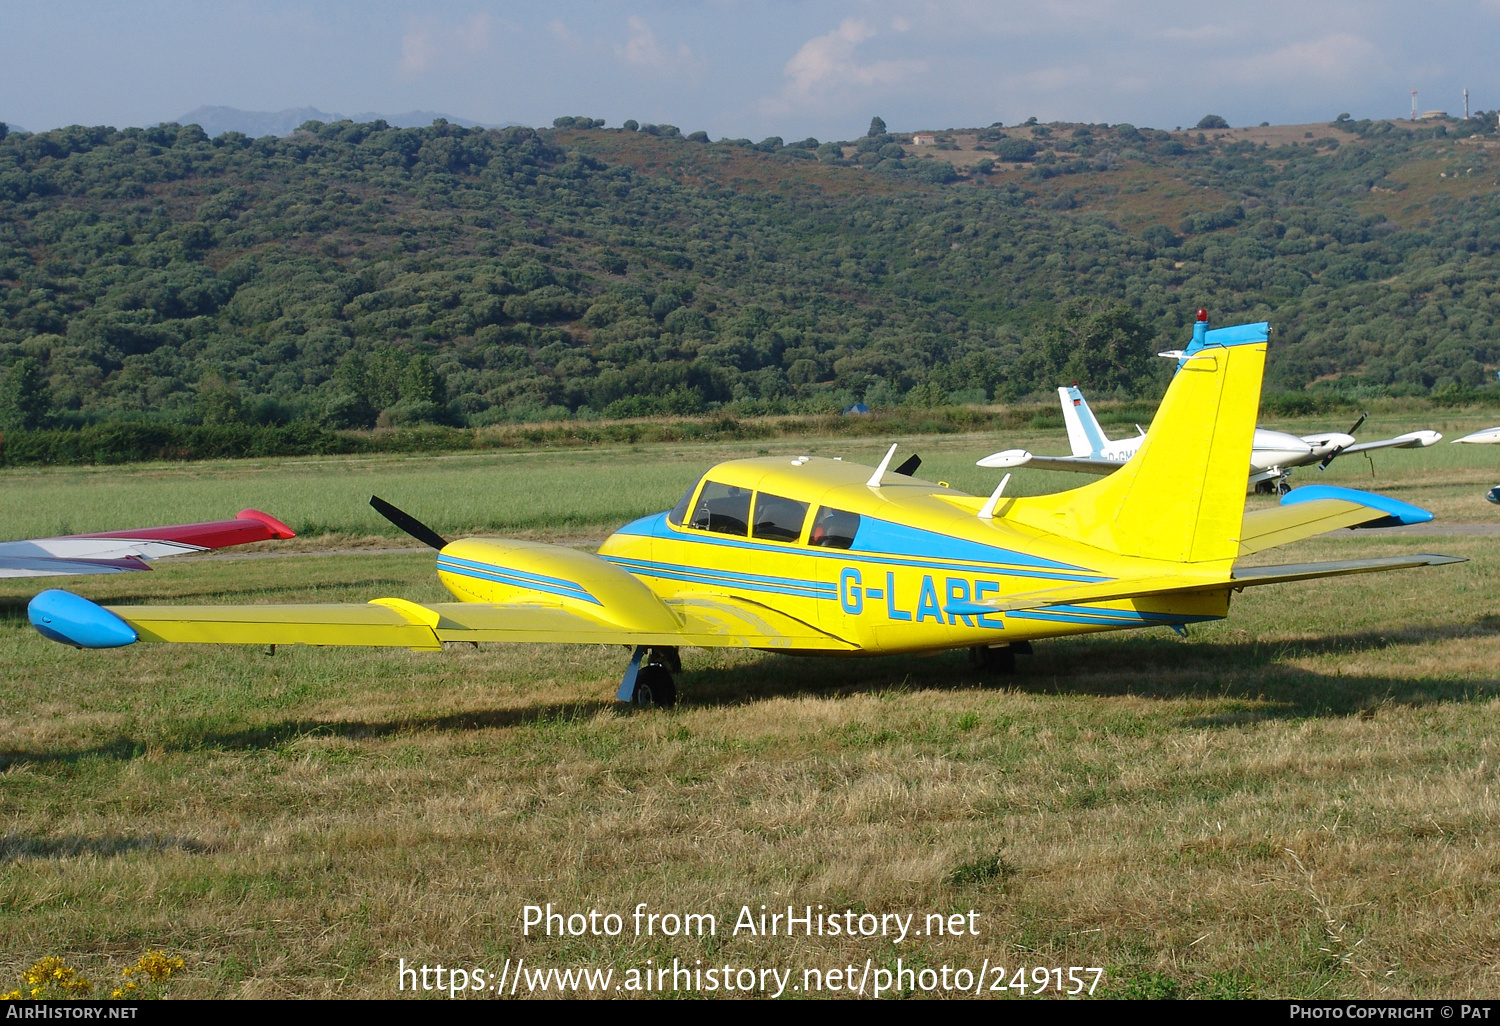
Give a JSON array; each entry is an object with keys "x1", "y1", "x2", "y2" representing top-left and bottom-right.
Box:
[{"x1": 0, "y1": 509, "x2": 295, "y2": 578}]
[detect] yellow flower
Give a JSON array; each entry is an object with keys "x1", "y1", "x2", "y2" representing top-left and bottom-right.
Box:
[
  {"x1": 17, "y1": 958, "x2": 92, "y2": 998},
  {"x1": 23, "y1": 957, "x2": 66, "y2": 987},
  {"x1": 124, "y1": 951, "x2": 182, "y2": 984}
]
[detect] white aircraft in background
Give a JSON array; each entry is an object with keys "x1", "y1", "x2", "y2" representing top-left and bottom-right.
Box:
[
  {"x1": 981, "y1": 385, "x2": 1442, "y2": 494},
  {"x1": 1450, "y1": 426, "x2": 1500, "y2": 504},
  {"x1": 1453, "y1": 427, "x2": 1500, "y2": 445}
]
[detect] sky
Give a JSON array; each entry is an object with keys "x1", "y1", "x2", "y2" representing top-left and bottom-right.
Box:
[{"x1": 4, "y1": 1, "x2": 1500, "y2": 140}]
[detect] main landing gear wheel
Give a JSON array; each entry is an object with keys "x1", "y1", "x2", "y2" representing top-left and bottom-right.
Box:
[
  {"x1": 648, "y1": 646, "x2": 682, "y2": 673},
  {"x1": 969, "y1": 644, "x2": 1016, "y2": 676},
  {"x1": 631, "y1": 663, "x2": 677, "y2": 709}
]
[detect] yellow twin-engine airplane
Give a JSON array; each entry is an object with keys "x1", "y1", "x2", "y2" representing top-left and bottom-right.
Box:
[{"x1": 30, "y1": 320, "x2": 1461, "y2": 707}]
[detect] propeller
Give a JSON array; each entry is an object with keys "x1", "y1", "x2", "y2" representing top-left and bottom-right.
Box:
[
  {"x1": 369, "y1": 496, "x2": 448, "y2": 551},
  {"x1": 893, "y1": 454, "x2": 922, "y2": 477},
  {"x1": 1319, "y1": 412, "x2": 1369, "y2": 469}
]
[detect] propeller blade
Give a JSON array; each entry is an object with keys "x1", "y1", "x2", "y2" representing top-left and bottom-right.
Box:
[
  {"x1": 893, "y1": 454, "x2": 922, "y2": 477},
  {"x1": 369, "y1": 496, "x2": 448, "y2": 550},
  {"x1": 1346, "y1": 411, "x2": 1368, "y2": 436},
  {"x1": 1319, "y1": 447, "x2": 1345, "y2": 470}
]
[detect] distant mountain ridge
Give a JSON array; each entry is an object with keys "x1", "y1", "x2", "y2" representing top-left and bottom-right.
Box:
[{"x1": 176, "y1": 105, "x2": 508, "y2": 138}]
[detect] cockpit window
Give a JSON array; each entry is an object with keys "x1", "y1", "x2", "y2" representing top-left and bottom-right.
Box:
[
  {"x1": 690, "y1": 481, "x2": 752, "y2": 536},
  {"x1": 667, "y1": 474, "x2": 705, "y2": 526},
  {"x1": 808, "y1": 506, "x2": 860, "y2": 549},
  {"x1": 752, "y1": 493, "x2": 809, "y2": 543}
]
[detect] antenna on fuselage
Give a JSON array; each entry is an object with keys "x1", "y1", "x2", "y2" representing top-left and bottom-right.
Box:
[
  {"x1": 866, "y1": 443, "x2": 898, "y2": 487},
  {"x1": 977, "y1": 474, "x2": 1011, "y2": 520}
]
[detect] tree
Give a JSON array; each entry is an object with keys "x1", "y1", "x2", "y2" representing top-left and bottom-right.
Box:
[
  {"x1": 622, "y1": 119, "x2": 638, "y2": 131},
  {"x1": 323, "y1": 351, "x2": 376, "y2": 428},
  {"x1": 0, "y1": 358, "x2": 50, "y2": 430},
  {"x1": 867, "y1": 117, "x2": 887, "y2": 137},
  {"x1": 1039, "y1": 305, "x2": 1159, "y2": 396},
  {"x1": 401, "y1": 355, "x2": 446, "y2": 406},
  {"x1": 1195, "y1": 114, "x2": 1230, "y2": 129},
  {"x1": 195, "y1": 374, "x2": 243, "y2": 425}
]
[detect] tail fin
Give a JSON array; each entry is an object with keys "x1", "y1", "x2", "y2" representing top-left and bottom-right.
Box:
[
  {"x1": 1058, "y1": 386, "x2": 1110, "y2": 457},
  {"x1": 1007, "y1": 324, "x2": 1269, "y2": 564}
]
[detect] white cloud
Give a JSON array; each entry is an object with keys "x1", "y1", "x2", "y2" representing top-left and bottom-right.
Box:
[
  {"x1": 1158, "y1": 24, "x2": 1237, "y2": 43},
  {"x1": 1222, "y1": 32, "x2": 1382, "y2": 83},
  {"x1": 398, "y1": 14, "x2": 492, "y2": 78},
  {"x1": 781, "y1": 18, "x2": 925, "y2": 97},
  {"x1": 615, "y1": 16, "x2": 694, "y2": 73}
]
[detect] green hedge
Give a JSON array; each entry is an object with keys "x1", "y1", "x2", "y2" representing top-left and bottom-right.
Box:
[
  {"x1": 0, "y1": 410, "x2": 1052, "y2": 467},
  {"x1": 8, "y1": 394, "x2": 1471, "y2": 468},
  {"x1": 0, "y1": 422, "x2": 364, "y2": 466}
]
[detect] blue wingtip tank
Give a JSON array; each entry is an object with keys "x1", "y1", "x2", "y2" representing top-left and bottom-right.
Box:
[{"x1": 29, "y1": 589, "x2": 138, "y2": 649}]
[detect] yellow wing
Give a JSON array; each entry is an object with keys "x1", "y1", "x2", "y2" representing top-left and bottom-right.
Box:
[
  {"x1": 32, "y1": 532, "x2": 859, "y2": 653},
  {"x1": 99, "y1": 593, "x2": 856, "y2": 652}
]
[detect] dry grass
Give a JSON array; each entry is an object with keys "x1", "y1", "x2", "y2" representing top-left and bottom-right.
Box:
[{"x1": 2, "y1": 433, "x2": 1500, "y2": 998}]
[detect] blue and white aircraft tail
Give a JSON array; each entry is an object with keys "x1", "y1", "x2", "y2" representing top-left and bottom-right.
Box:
[{"x1": 1060, "y1": 385, "x2": 1143, "y2": 461}]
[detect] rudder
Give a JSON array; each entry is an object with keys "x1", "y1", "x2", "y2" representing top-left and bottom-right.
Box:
[
  {"x1": 1006, "y1": 324, "x2": 1268, "y2": 564},
  {"x1": 1059, "y1": 385, "x2": 1109, "y2": 457}
]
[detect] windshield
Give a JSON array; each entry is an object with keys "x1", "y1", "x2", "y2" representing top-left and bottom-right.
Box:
[
  {"x1": 690, "y1": 481, "x2": 752, "y2": 536},
  {"x1": 667, "y1": 474, "x2": 706, "y2": 526}
]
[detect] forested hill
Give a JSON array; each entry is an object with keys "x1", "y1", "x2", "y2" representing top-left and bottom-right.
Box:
[{"x1": 1, "y1": 112, "x2": 1498, "y2": 432}]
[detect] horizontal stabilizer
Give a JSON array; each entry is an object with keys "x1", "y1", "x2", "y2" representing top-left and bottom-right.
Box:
[
  {"x1": 979, "y1": 552, "x2": 1463, "y2": 614},
  {"x1": 1229, "y1": 553, "x2": 1465, "y2": 587},
  {"x1": 976, "y1": 449, "x2": 1123, "y2": 474},
  {"x1": 1238, "y1": 485, "x2": 1434, "y2": 555},
  {"x1": 1015, "y1": 454, "x2": 1121, "y2": 475}
]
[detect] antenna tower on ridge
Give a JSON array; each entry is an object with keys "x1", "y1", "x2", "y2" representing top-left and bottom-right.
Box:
[
  {"x1": 1464, "y1": 88, "x2": 1470, "y2": 119},
  {"x1": 1411, "y1": 90, "x2": 1418, "y2": 120}
]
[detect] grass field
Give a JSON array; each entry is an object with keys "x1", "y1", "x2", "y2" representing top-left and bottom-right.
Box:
[{"x1": 3, "y1": 416, "x2": 1500, "y2": 999}]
